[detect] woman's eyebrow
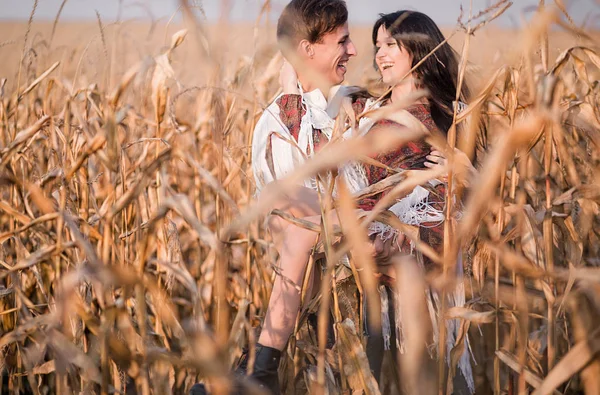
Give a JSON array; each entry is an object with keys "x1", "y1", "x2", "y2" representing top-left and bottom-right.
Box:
[{"x1": 376, "y1": 36, "x2": 393, "y2": 44}]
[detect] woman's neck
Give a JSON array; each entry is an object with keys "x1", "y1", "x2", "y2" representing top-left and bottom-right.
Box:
[{"x1": 389, "y1": 77, "x2": 425, "y2": 105}]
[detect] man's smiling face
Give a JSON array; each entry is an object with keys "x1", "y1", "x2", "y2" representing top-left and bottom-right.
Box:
[{"x1": 308, "y1": 23, "x2": 357, "y2": 87}]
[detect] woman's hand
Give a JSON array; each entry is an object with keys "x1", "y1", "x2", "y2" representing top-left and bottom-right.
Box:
[
  {"x1": 372, "y1": 232, "x2": 405, "y2": 266},
  {"x1": 425, "y1": 148, "x2": 476, "y2": 187},
  {"x1": 279, "y1": 59, "x2": 300, "y2": 94},
  {"x1": 424, "y1": 150, "x2": 447, "y2": 168}
]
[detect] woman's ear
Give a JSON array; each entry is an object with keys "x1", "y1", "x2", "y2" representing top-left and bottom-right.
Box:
[{"x1": 299, "y1": 39, "x2": 314, "y2": 59}]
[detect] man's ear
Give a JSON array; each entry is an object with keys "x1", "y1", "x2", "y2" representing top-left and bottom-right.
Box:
[{"x1": 299, "y1": 39, "x2": 314, "y2": 59}]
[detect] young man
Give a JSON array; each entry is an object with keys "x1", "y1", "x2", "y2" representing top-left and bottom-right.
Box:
[
  {"x1": 252, "y1": 0, "x2": 357, "y2": 194},
  {"x1": 191, "y1": 1, "x2": 357, "y2": 394}
]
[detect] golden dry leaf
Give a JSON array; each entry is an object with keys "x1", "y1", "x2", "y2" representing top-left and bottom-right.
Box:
[
  {"x1": 170, "y1": 29, "x2": 188, "y2": 52},
  {"x1": 48, "y1": 330, "x2": 102, "y2": 384},
  {"x1": 533, "y1": 328, "x2": 600, "y2": 395},
  {"x1": 552, "y1": 46, "x2": 600, "y2": 76},
  {"x1": 110, "y1": 61, "x2": 141, "y2": 107},
  {"x1": 459, "y1": 115, "x2": 545, "y2": 240},
  {"x1": 521, "y1": 204, "x2": 545, "y2": 269},
  {"x1": 104, "y1": 111, "x2": 119, "y2": 172},
  {"x1": 336, "y1": 318, "x2": 381, "y2": 395},
  {"x1": 0, "y1": 115, "x2": 50, "y2": 167},
  {"x1": 152, "y1": 53, "x2": 175, "y2": 124},
  {"x1": 32, "y1": 360, "x2": 56, "y2": 375},
  {"x1": 496, "y1": 350, "x2": 562, "y2": 395},
  {"x1": 18, "y1": 61, "x2": 60, "y2": 100},
  {"x1": 162, "y1": 194, "x2": 220, "y2": 251},
  {"x1": 446, "y1": 307, "x2": 495, "y2": 324},
  {"x1": 0, "y1": 200, "x2": 32, "y2": 225}
]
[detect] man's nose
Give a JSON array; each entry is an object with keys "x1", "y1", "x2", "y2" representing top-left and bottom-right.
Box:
[{"x1": 346, "y1": 39, "x2": 357, "y2": 57}]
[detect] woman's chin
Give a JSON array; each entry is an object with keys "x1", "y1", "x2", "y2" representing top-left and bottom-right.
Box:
[{"x1": 381, "y1": 77, "x2": 396, "y2": 86}]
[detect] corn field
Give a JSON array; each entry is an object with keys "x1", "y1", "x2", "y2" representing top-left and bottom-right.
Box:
[{"x1": 0, "y1": 0, "x2": 599, "y2": 394}]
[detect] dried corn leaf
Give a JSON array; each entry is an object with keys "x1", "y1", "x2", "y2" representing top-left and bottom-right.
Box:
[
  {"x1": 532, "y1": 328, "x2": 600, "y2": 395},
  {"x1": 335, "y1": 318, "x2": 380, "y2": 395}
]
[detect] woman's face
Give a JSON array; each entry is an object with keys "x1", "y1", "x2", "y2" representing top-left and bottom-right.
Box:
[{"x1": 375, "y1": 26, "x2": 413, "y2": 86}]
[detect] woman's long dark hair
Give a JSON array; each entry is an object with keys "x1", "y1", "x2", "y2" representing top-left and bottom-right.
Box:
[{"x1": 372, "y1": 11, "x2": 470, "y2": 134}]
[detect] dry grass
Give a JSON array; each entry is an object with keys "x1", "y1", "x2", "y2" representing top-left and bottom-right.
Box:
[{"x1": 0, "y1": 1, "x2": 599, "y2": 394}]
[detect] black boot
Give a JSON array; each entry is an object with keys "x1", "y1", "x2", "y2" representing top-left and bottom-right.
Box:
[
  {"x1": 189, "y1": 383, "x2": 209, "y2": 395},
  {"x1": 238, "y1": 344, "x2": 282, "y2": 394},
  {"x1": 189, "y1": 344, "x2": 282, "y2": 395}
]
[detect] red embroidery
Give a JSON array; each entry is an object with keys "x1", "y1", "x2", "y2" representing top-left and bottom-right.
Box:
[
  {"x1": 352, "y1": 97, "x2": 368, "y2": 115},
  {"x1": 276, "y1": 94, "x2": 328, "y2": 153},
  {"x1": 277, "y1": 95, "x2": 304, "y2": 142}
]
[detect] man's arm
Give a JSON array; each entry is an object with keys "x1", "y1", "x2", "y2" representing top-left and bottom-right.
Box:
[{"x1": 251, "y1": 105, "x2": 289, "y2": 190}]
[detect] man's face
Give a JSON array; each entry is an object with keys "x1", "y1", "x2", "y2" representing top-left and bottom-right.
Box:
[{"x1": 308, "y1": 23, "x2": 357, "y2": 87}]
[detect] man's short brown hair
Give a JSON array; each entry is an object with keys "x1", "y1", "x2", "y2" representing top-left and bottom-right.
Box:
[{"x1": 277, "y1": 0, "x2": 348, "y2": 50}]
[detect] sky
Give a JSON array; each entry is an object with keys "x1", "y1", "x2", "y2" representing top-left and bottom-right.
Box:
[{"x1": 0, "y1": 0, "x2": 598, "y2": 28}]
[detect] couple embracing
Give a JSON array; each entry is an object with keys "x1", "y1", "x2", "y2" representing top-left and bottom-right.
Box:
[{"x1": 194, "y1": 0, "x2": 477, "y2": 394}]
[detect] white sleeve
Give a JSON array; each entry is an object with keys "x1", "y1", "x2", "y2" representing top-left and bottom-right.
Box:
[{"x1": 251, "y1": 103, "x2": 298, "y2": 193}]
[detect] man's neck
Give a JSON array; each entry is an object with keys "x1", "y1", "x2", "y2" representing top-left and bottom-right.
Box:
[{"x1": 298, "y1": 75, "x2": 330, "y2": 99}]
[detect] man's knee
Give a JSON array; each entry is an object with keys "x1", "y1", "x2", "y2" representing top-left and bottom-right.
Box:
[{"x1": 281, "y1": 224, "x2": 319, "y2": 254}]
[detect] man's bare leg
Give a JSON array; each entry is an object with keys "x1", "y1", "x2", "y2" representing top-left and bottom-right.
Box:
[
  {"x1": 255, "y1": 185, "x2": 326, "y2": 350},
  {"x1": 258, "y1": 215, "x2": 323, "y2": 350}
]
